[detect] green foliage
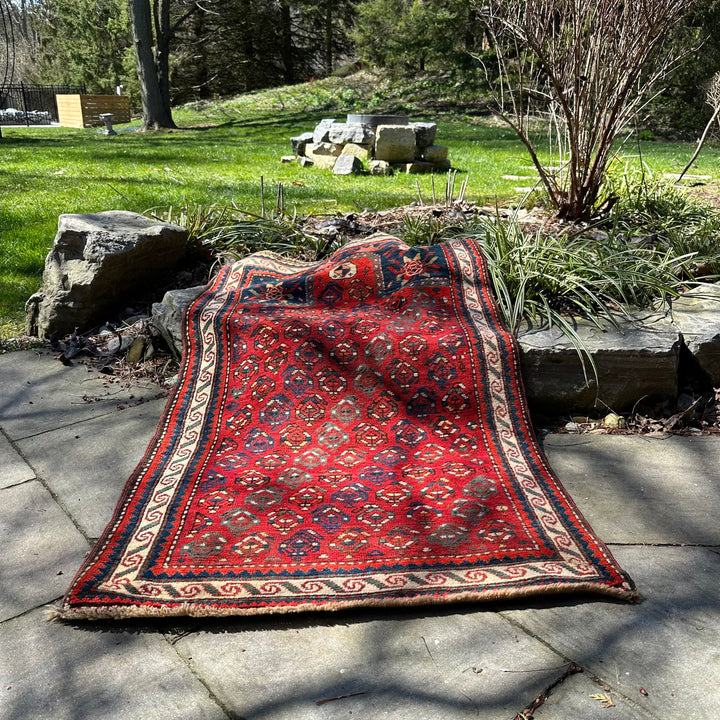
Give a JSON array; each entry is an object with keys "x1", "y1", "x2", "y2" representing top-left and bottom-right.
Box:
[
  {"x1": 3, "y1": 76, "x2": 720, "y2": 339},
  {"x1": 644, "y1": 0, "x2": 720, "y2": 137},
  {"x1": 351, "y1": 0, "x2": 483, "y2": 73},
  {"x1": 170, "y1": 0, "x2": 356, "y2": 103},
  {"x1": 454, "y1": 214, "x2": 692, "y2": 336},
  {"x1": 28, "y1": 0, "x2": 131, "y2": 93},
  {"x1": 156, "y1": 201, "x2": 342, "y2": 262}
]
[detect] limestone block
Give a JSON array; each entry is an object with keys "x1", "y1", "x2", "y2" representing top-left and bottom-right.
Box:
[
  {"x1": 280, "y1": 155, "x2": 295, "y2": 163},
  {"x1": 25, "y1": 211, "x2": 187, "y2": 340},
  {"x1": 299, "y1": 157, "x2": 314, "y2": 167},
  {"x1": 329, "y1": 123, "x2": 375, "y2": 145},
  {"x1": 333, "y1": 155, "x2": 364, "y2": 175},
  {"x1": 402, "y1": 161, "x2": 435, "y2": 174},
  {"x1": 671, "y1": 284, "x2": 720, "y2": 383},
  {"x1": 290, "y1": 131, "x2": 313, "y2": 156},
  {"x1": 369, "y1": 160, "x2": 393, "y2": 176},
  {"x1": 374, "y1": 125, "x2": 417, "y2": 163},
  {"x1": 312, "y1": 118, "x2": 336, "y2": 143},
  {"x1": 151, "y1": 285, "x2": 205, "y2": 358},
  {"x1": 341, "y1": 143, "x2": 372, "y2": 161},
  {"x1": 421, "y1": 144, "x2": 448, "y2": 163},
  {"x1": 304, "y1": 142, "x2": 342, "y2": 169},
  {"x1": 412, "y1": 122, "x2": 437, "y2": 148},
  {"x1": 517, "y1": 313, "x2": 681, "y2": 413},
  {"x1": 306, "y1": 141, "x2": 342, "y2": 157}
]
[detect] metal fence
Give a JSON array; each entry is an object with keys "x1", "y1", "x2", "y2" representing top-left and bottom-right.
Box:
[{"x1": 0, "y1": 83, "x2": 87, "y2": 125}]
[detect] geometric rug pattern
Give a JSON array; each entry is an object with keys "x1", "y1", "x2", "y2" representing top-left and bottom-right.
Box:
[{"x1": 60, "y1": 235, "x2": 635, "y2": 619}]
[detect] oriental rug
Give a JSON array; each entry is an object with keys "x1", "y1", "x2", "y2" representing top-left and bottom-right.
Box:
[{"x1": 60, "y1": 235, "x2": 636, "y2": 619}]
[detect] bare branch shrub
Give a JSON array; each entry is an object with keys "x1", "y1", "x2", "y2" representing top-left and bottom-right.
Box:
[
  {"x1": 677, "y1": 71, "x2": 720, "y2": 183},
  {"x1": 479, "y1": 0, "x2": 695, "y2": 220}
]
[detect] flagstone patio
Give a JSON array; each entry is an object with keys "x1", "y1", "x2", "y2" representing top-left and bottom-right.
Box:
[{"x1": 1, "y1": 348, "x2": 718, "y2": 719}]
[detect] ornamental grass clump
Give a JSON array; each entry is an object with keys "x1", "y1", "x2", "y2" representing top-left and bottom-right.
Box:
[
  {"x1": 157, "y1": 201, "x2": 343, "y2": 264},
  {"x1": 458, "y1": 211, "x2": 695, "y2": 336}
]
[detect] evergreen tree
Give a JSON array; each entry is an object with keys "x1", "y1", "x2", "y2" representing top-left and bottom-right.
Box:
[
  {"x1": 31, "y1": 0, "x2": 130, "y2": 93},
  {"x1": 351, "y1": 0, "x2": 482, "y2": 73}
]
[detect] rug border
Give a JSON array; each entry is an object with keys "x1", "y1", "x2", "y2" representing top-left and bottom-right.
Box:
[{"x1": 52, "y1": 579, "x2": 639, "y2": 621}]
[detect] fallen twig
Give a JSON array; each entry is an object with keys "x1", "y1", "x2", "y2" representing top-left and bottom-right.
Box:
[
  {"x1": 315, "y1": 691, "x2": 367, "y2": 706},
  {"x1": 513, "y1": 664, "x2": 583, "y2": 720}
]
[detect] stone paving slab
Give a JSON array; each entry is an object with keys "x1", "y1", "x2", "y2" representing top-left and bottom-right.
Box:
[
  {"x1": 504, "y1": 546, "x2": 720, "y2": 719},
  {"x1": 543, "y1": 434, "x2": 720, "y2": 545},
  {"x1": 0, "y1": 349, "x2": 164, "y2": 441},
  {"x1": 532, "y1": 670, "x2": 655, "y2": 719},
  {"x1": 0, "y1": 607, "x2": 228, "y2": 720},
  {"x1": 0, "y1": 480, "x2": 89, "y2": 622},
  {"x1": 17, "y1": 397, "x2": 166, "y2": 538},
  {"x1": 173, "y1": 610, "x2": 568, "y2": 720},
  {"x1": 0, "y1": 430, "x2": 35, "y2": 488},
  {"x1": 1, "y1": 345, "x2": 719, "y2": 720}
]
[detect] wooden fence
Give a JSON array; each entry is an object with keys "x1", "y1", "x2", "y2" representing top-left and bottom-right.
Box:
[{"x1": 56, "y1": 94, "x2": 131, "y2": 128}]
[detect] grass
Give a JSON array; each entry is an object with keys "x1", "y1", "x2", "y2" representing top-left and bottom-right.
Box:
[{"x1": 2, "y1": 69, "x2": 720, "y2": 337}]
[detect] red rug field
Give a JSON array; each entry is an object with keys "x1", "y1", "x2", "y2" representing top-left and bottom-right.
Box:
[{"x1": 60, "y1": 235, "x2": 636, "y2": 619}]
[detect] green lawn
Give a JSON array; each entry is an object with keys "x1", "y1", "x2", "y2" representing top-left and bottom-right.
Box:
[{"x1": 1, "y1": 100, "x2": 718, "y2": 337}]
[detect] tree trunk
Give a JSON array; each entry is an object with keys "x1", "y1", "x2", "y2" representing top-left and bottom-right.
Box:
[
  {"x1": 324, "y1": 1, "x2": 333, "y2": 75},
  {"x1": 280, "y1": 1, "x2": 294, "y2": 84},
  {"x1": 129, "y1": 0, "x2": 176, "y2": 131},
  {"x1": 155, "y1": 0, "x2": 173, "y2": 120}
]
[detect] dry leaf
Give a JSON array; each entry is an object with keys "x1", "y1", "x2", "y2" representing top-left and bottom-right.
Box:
[{"x1": 590, "y1": 692, "x2": 615, "y2": 708}]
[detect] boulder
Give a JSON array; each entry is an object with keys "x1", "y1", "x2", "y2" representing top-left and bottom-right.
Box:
[
  {"x1": 290, "y1": 131, "x2": 314, "y2": 156},
  {"x1": 333, "y1": 154, "x2": 364, "y2": 175},
  {"x1": 25, "y1": 211, "x2": 187, "y2": 340},
  {"x1": 312, "y1": 118, "x2": 336, "y2": 143},
  {"x1": 151, "y1": 285, "x2": 205, "y2": 358},
  {"x1": 412, "y1": 122, "x2": 437, "y2": 148},
  {"x1": 432, "y1": 158, "x2": 452, "y2": 171},
  {"x1": 401, "y1": 161, "x2": 435, "y2": 174},
  {"x1": 374, "y1": 125, "x2": 417, "y2": 163},
  {"x1": 305, "y1": 142, "x2": 343, "y2": 169},
  {"x1": 421, "y1": 144, "x2": 448, "y2": 163},
  {"x1": 517, "y1": 313, "x2": 681, "y2": 413},
  {"x1": 671, "y1": 284, "x2": 720, "y2": 383},
  {"x1": 329, "y1": 122, "x2": 375, "y2": 145}
]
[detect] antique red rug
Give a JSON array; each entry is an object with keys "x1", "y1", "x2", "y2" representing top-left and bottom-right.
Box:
[{"x1": 60, "y1": 235, "x2": 636, "y2": 619}]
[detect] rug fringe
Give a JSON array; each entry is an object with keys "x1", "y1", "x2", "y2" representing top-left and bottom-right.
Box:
[{"x1": 52, "y1": 583, "x2": 641, "y2": 622}]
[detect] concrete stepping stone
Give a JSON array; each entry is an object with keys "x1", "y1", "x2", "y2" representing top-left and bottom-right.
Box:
[
  {"x1": 503, "y1": 546, "x2": 720, "y2": 719},
  {"x1": 0, "y1": 431, "x2": 35, "y2": 489},
  {"x1": 173, "y1": 611, "x2": 569, "y2": 719},
  {"x1": 18, "y1": 397, "x2": 166, "y2": 539}
]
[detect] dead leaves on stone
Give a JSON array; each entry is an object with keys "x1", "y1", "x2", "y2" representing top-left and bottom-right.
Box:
[
  {"x1": 51, "y1": 318, "x2": 178, "y2": 390},
  {"x1": 559, "y1": 387, "x2": 720, "y2": 436}
]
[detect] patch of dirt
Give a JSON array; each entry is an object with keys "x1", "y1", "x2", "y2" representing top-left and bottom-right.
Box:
[
  {"x1": 299, "y1": 200, "x2": 494, "y2": 244},
  {"x1": 686, "y1": 179, "x2": 720, "y2": 210}
]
